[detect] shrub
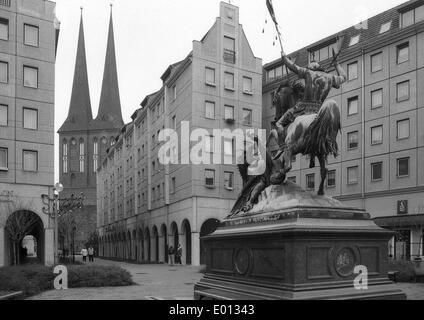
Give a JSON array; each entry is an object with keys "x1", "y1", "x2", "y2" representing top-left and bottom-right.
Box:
[
  {"x1": 388, "y1": 260, "x2": 416, "y2": 283},
  {"x1": 0, "y1": 265, "x2": 134, "y2": 299}
]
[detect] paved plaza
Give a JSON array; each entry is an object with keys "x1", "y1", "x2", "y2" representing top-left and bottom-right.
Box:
[{"x1": 24, "y1": 258, "x2": 424, "y2": 300}]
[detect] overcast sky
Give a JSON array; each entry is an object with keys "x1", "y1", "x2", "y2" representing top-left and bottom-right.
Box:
[{"x1": 53, "y1": 0, "x2": 407, "y2": 180}]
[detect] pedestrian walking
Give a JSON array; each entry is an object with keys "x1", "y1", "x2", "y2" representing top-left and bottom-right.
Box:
[
  {"x1": 176, "y1": 244, "x2": 183, "y2": 265},
  {"x1": 168, "y1": 245, "x2": 175, "y2": 265},
  {"x1": 81, "y1": 248, "x2": 88, "y2": 262},
  {"x1": 88, "y1": 247, "x2": 95, "y2": 262}
]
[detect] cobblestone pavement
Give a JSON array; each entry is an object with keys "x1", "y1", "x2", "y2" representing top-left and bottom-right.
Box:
[{"x1": 27, "y1": 258, "x2": 424, "y2": 300}]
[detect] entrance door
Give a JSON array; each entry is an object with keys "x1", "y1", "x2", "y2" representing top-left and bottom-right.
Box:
[{"x1": 394, "y1": 230, "x2": 411, "y2": 260}]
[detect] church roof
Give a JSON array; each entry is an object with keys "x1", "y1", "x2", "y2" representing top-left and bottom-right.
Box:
[
  {"x1": 58, "y1": 12, "x2": 93, "y2": 133},
  {"x1": 92, "y1": 7, "x2": 124, "y2": 131}
]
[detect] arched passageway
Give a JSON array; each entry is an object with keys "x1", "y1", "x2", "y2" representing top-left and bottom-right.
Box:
[
  {"x1": 200, "y1": 219, "x2": 220, "y2": 265},
  {"x1": 182, "y1": 220, "x2": 192, "y2": 265},
  {"x1": 5, "y1": 210, "x2": 45, "y2": 265}
]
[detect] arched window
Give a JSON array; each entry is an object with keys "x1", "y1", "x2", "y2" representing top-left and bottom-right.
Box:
[
  {"x1": 79, "y1": 138, "x2": 85, "y2": 173},
  {"x1": 93, "y1": 138, "x2": 99, "y2": 172},
  {"x1": 62, "y1": 139, "x2": 68, "y2": 174}
]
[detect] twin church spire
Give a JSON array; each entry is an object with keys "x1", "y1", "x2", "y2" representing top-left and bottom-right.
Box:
[{"x1": 59, "y1": 6, "x2": 123, "y2": 133}]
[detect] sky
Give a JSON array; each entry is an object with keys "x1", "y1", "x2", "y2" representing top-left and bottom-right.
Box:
[{"x1": 53, "y1": 0, "x2": 407, "y2": 181}]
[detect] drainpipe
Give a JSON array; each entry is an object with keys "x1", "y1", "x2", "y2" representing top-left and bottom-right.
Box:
[{"x1": 361, "y1": 49, "x2": 366, "y2": 209}]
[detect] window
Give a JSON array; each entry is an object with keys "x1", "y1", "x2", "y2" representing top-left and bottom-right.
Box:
[
  {"x1": 23, "y1": 108, "x2": 38, "y2": 130},
  {"x1": 205, "y1": 101, "x2": 215, "y2": 119},
  {"x1": 327, "y1": 170, "x2": 336, "y2": 188},
  {"x1": 242, "y1": 109, "x2": 252, "y2": 126},
  {"x1": 23, "y1": 150, "x2": 37, "y2": 172},
  {"x1": 401, "y1": 10, "x2": 414, "y2": 28},
  {"x1": 172, "y1": 115, "x2": 177, "y2": 130},
  {"x1": 243, "y1": 77, "x2": 253, "y2": 94},
  {"x1": 23, "y1": 66, "x2": 38, "y2": 88},
  {"x1": 224, "y1": 105, "x2": 234, "y2": 121},
  {"x1": 397, "y1": 119, "x2": 410, "y2": 140},
  {"x1": 93, "y1": 139, "x2": 99, "y2": 172},
  {"x1": 306, "y1": 174, "x2": 315, "y2": 190},
  {"x1": 0, "y1": 104, "x2": 7, "y2": 126},
  {"x1": 309, "y1": 42, "x2": 338, "y2": 62},
  {"x1": 397, "y1": 81, "x2": 410, "y2": 102},
  {"x1": 0, "y1": 18, "x2": 8, "y2": 41},
  {"x1": 349, "y1": 35, "x2": 360, "y2": 47},
  {"x1": 347, "y1": 131, "x2": 359, "y2": 150},
  {"x1": 224, "y1": 72, "x2": 234, "y2": 90},
  {"x1": 24, "y1": 24, "x2": 39, "y2": 47},
  {"x1": 397, "y1": 43, "x2": 409, "y2": 64},
  {"x1": 172, "y1": 85, "x2": 176, "y2": 100},
  {"x1": 205, "y1": 169, "x2": 215, "y2": 187},
  {"x1": 347, "y1": 62, "x2": 358, "y2": 81},
  {"x1": 347, "y1": 166, "x2": 359, "y2": 185},
  {"x1": 371, "y1": 162, "x2": 383, "y2": 181},
  {"x1": 171, "y1": 177, "x2": 176, "y2": 194},
  {"x1": 224, "y1": 171, "x2": 234, "y2": 190},
  {"x1": 205, "y1": 67, "x2": 215, "y2": 86},
  {"x1": 371, "y1": 52, "x2": 383, "y2": 73},
  {"x1": 223, "y1": 36, "x2": 236, "y2": 63},
  {"x1": 397, "y1": 157, "x2": 410, "y2": 177},
  {"x1": 371, "y1": 125, "x2": 383, "y2": 145},
  {"x1": 0, "y1": 148, "x2": 7, "y2": 171},
  {"x1": 224, "y1": 138, "x2": 233, "y2": 164},
  {"x1": 401, "y1": 5, "x2": 424, "y2": 28},
  {"x1": 379, "y1": 21, "x2": 392, "y2": 34},
  {"x1": 0, "y1": 61, "x2": 8, "y2": 83},
  {"x1": 347, "y1": 96, "x2": 359, "y2": 116},
  {"x1": 371, "y1": 89, "x2": 383, "y2": 109},
  {"x1": 62, "y1": 141, "x2": 68, "y2": 173},
  {"x1": 79, "y1": 139, "x2": 85, "y2": 173}
]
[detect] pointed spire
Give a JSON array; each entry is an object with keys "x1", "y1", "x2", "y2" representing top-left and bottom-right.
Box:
[
  {"x1": 94, "y1": 5, "x2": 124, "y2": 129},
  {"x1": 59, "y1": 9, "x2": 93, "y2": 133}
]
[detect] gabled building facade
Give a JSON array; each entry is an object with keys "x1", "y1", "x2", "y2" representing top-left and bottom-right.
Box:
[{"x1": 97, "y1": 2, "x2": 263, "y2": 266}]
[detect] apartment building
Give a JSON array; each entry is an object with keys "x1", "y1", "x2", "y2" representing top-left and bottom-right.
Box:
[
  {"x1": 263, "y1": 0, "x2": 424, "y2": 260},
  {"x1": 97, "y1": 2, "x2": 263, "y2": 266},
  {"x1": 0, "y1": 0, "x2": 58, "y2": 266}
]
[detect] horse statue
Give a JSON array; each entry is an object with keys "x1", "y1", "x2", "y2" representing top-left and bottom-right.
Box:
[{"x1": 269, "y1": 81, "x2": 342, "y2": 196}]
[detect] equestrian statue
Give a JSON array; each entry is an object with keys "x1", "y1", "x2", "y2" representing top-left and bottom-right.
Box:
[{"x1": 230, "y1": 1, "x2": 347, "y2": 216}]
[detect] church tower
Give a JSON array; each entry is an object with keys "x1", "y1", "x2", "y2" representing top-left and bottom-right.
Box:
[{"x1": 58, "y1": 7, "x2": 123, "y2": 252}]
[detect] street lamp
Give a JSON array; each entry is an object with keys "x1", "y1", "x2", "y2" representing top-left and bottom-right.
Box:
[{"x1": 42, "y1": 183, "x2": 84, "y2": 265}]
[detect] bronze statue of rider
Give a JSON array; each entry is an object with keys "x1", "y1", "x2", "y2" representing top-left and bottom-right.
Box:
[{"x1": 275, "y1": 51, "x2": 347, "y2": 167}]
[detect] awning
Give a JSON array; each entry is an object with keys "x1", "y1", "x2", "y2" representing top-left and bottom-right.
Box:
[{"x1": 374, "y1": 214, "x2": 424, "y2": 229}]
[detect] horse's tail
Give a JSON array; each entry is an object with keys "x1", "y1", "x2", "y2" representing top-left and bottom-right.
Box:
[{"x1": 303, "y1": 100, "x2": 341, "y2": 159}]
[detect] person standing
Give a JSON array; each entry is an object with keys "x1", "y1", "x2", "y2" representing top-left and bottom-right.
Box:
[
  {"x1": 81, "y1": 248, "x2": 88, "y2": 262},
  {"x1": 88, "y1": 247, "x2": 95, "y2": 262},
  {"x1": 168, "y1": 246, "x2": 175, "y2": 265},
  {"x1": 176, "y1": 244, "x2": 183, "y2": 265}
]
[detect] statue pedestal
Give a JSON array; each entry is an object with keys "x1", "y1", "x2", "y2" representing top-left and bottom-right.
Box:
[{"x1": 194, "y1": 184, "x2": 406, "y2": 300}]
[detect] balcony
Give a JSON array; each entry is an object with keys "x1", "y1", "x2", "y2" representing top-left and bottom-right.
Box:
[{"x1": 223, "y1": 49, "x2": 236, "y2": 64}]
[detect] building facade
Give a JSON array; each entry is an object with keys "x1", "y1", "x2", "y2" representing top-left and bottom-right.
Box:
[
  {"x1": 97, "y1": 2, "x2": 263, "y2": 266},
  {"x1": 58, "y1": 9, "x2": 123, "y2": 253},
  {"x1": 263, "y1": 0, "x2": 424, "y2": 261},
  {"x1": 0, "y1": 0, "x2": 58, "y2": 266}
]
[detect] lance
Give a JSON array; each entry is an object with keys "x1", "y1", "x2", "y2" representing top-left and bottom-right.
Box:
[{"x1": 266, "y1": 0, "x2": 289, "y2": 74}]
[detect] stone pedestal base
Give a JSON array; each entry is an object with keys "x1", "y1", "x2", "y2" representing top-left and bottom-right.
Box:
[{"x1": 194, "y1": 184, "x2": 406, "y2": 300}]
